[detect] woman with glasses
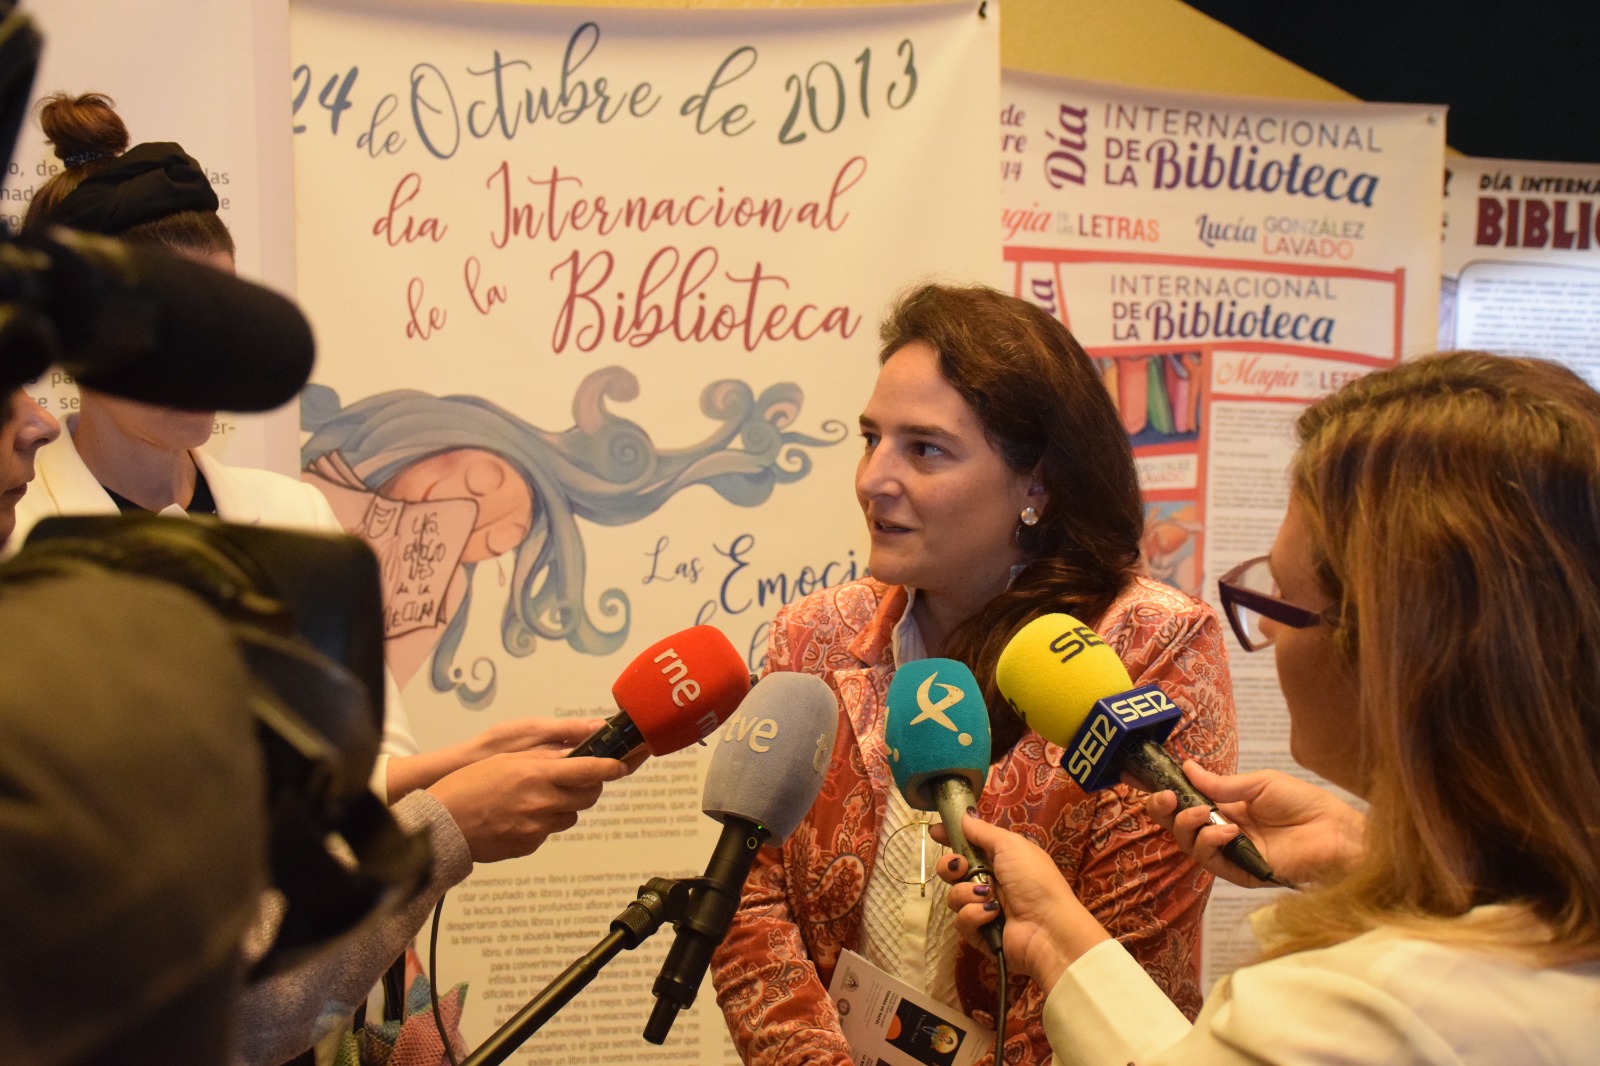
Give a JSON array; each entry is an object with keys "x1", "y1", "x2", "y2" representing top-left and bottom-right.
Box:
[
  {"x1": 709, "y1": 283, "x2": 1237, "y2": 1066},
  {"x1": 937, "y1": 350, "x2": 1600, "y2": 1064}
]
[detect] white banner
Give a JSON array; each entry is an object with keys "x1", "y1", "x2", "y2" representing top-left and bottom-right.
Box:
[
  {"x1": 1441, "y1": 156, "x2": 1600, "y2": 383},
  {"x1": 997, "y1": 69, "x2": 1444, "y2": 990},
  {"x1": 291, "y1": 1, "x2": 998, "y2": 1058}
]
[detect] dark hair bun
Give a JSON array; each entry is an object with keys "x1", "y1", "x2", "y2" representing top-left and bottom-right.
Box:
[{"x1": 37, "y1": 92, "x2": 130, "y2": 162}]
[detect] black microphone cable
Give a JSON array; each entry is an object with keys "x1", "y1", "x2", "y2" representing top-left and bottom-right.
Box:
[
  {"x1": 994, "y1": 949, "x2": 1008, "y2": 1062},
  {"x1": 430, "y1": 890, "x2": 461, "y2": 1066}
]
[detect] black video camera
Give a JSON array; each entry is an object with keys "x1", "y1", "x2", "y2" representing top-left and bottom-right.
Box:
[{"x1": 0, "y1": 0, "x2": 429, "y2": 980}]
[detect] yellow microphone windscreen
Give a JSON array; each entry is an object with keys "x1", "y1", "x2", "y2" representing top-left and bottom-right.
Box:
[{"x1": 996, "y1": 613, "x2": 1134, "y2": 743}]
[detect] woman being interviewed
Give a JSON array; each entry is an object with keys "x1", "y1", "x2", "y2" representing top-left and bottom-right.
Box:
[
  {"x1": 710, "y1": 283, "x2": 1237, "y2": 1065},
  {"x1": 941, "y1": 351, "x2": 1600, "y2": 1064}
]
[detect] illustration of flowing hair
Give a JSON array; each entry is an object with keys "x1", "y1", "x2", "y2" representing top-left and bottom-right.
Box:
[{"x1": 302, "y1": 367, "x2": 845, "y2": 706}]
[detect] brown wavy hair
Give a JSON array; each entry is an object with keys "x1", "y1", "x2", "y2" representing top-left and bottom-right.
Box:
[
  {"x1": 1266, "y1": 350, "x2": 1600, "y2": 964},
  {"x1": 23, "y1": 92, "x2": 234, "y2": 258},
  {"x1": 877, "y1": 283, "x2": 1144, "y2": 754}
]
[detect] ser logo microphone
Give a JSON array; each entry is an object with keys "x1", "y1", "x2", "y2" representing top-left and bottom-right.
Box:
[
  {"x1": 1050, "y1": 623, "x2": 1106, "y2": 663},
  {"x1": 1061, "y1": 684, "x2": 1183, "y2": 790}
]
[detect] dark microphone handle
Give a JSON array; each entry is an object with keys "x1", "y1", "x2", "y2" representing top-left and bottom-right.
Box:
[
  {"x1": 1121, "y1": 739, "x2": 1288, "y2": 888},
  {"x1": 566, "y1": 712, "x2": 642, "y2": 760},
  {"x1": 929, "y1": 777, "x2": 1005, "y2": 957},
  {"x1": 644, "y1": 816, "x2": 769, "y2": 1045}
]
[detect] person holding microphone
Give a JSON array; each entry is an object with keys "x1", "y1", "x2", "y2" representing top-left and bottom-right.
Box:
[{"x1": 938, "y1": 350, "x2": 1600, "y2": 1064}]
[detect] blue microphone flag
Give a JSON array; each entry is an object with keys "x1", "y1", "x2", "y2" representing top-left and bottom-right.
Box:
[
  {"x1": 885, "y1": 658, "x2": 990, "y2": 811},
  {"x1": 1060, "y1": 684, "x2": 1184, "y2": 790}
]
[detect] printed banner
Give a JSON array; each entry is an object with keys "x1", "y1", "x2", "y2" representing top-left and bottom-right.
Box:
[
  {"x1": 1441, "y1": 156, "x2": 1600, "y2": 381},
  {"x1": 291, "y1": 1, "x2": 998, "y2": 1058},
  {"x1": 997, "y1": 69, "x2": 1444, "y2": 988}
]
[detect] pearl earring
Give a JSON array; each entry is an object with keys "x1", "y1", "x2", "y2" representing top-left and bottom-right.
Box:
[{"x1": 1019, "y1": 505, "x2": 1039, "y2": 527}]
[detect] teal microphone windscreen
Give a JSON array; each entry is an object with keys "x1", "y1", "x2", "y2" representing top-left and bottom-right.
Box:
[
  {"x1": 885, "y1": 658, "x2": 990, "y2": 812},
  {"x1": 700, "y1": 672, "x2": 839, "y2": 844}
]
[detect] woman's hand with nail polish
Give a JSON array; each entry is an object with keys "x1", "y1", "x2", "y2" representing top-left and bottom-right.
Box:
[{"x1": 933, "y1": 813, "x2": 1111, "y2": 991}]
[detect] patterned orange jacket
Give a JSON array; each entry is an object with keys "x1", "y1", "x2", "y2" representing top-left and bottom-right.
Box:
[{"x1": 711, "y1": 575, "x2": 1237, "y2": 1066}]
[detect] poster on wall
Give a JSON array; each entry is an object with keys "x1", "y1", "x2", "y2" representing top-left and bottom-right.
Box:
[
  {"x1": 291, "y1": 0, "x2": 998, "y2": 1059},
  {"x1": 1441, "y1": 156, "x2": 1600, "y2": 379},
  {"x1": 4, "y1": 0, "x2": 298, "y2": 471},
  {"x1": 996, "y1": 70, "x2": 1444, "y2": 987}
]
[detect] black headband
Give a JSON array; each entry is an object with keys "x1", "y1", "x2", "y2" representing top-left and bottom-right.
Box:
[{"x1": 49, "y1": 141, "x2": 219, "y2": 236}]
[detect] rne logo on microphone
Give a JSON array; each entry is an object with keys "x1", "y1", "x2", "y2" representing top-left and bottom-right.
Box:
[
  {"x1": 652, "y1": 646, "x2": 702, "y2": 707},
  {"x1": 692, "y1": 707, "x2": 721, "y2": 740}
]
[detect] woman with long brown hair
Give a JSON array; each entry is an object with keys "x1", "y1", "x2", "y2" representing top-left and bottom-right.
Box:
[
  {"x1": 711, "y1": 282, "x2": 1238, "y2": 1065},
  {"x1": 940, "y1": 350, "x2": 1600, "y2": 1064}
]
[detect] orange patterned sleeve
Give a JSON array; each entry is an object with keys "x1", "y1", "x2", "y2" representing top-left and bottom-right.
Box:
[{"x1": 1079, "y1": 585, "x2": 1237, "y2": 1019}]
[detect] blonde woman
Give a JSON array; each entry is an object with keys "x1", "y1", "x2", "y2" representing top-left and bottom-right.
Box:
[{"x1": 941, "y1": 351, "x2": 1600, "y2": 1064}]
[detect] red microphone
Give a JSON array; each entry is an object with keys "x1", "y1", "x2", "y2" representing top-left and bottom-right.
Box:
[{"x1": 566, "y1": 626, "x2": 750, "y2": 760}]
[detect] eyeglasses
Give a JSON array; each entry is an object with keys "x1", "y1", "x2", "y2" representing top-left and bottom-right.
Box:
[{"x1": 1217, "y1": 556, "x2": 1325, "y2": 652}]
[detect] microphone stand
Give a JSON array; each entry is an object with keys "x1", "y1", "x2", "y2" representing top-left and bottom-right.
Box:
[{"x1": 460, "y1": 877, "x2": 692, "y2": 1066}]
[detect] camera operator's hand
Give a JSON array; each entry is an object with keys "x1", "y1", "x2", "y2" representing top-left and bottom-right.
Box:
[
  {"x1": 1144, "y1": 760, "x2": 1366, "y2": 889},
  {"x1": 426, "y1": 729, "x2": 629, "y2": 863},
  {"x1": 387, "y1": 715, "x2": 612, "y2": 802}
]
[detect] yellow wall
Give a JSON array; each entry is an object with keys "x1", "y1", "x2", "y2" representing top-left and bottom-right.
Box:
[{"x1": 1000, "y1": 0, "x2": 1350, "y2": 101}]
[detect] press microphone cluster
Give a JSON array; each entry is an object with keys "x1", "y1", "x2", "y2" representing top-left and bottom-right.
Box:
[
  {"x1": 459, "y1": 670, "x2": 838, "y2": 1065},
  {"x1": 644, "y1": 670, "x2": 839, "y2": 1044},
  {"x1": 884, "y1": 658, "x2": 1005, "y2": 955},
  {"x1": 567, "y1": 625, "x2": 750, "y2": 761},
  {"x1": 997, "y1": 614, "x2": 1290, "y2": 888}
]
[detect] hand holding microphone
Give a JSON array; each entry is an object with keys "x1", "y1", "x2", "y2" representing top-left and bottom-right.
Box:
[
  {"x1": 934, "y1": 812, "x2": 1109, "y2": 992},
  {"x1": 423, "y1": 626, "x2": 746, "y2": 864},
  {"x1": 426, "y1": 718, "x2": 629, "y2": 863},
  {"x1": 997, "y1": 614, "x2": 1294, "y2": 889},
  {"x1": 1144, "y1": 762, "x2": 1366, "y2": 889},
  {"x1": 884, "y1": 658, "x2": 1004, "y2": 956}
]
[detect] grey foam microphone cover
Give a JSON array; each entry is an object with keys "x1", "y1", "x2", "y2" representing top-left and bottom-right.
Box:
[{"x1": 700, "y1": 672, "x2": 839, "y2": 844}]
